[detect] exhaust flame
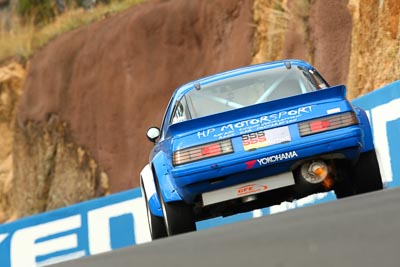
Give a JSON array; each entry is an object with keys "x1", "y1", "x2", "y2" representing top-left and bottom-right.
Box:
[
  {"x1": 322, "y1": 175, "x2": 334, "y2": 190},
  {"x1": 312, "y1": 166, "x2": 327, "y2": 178}
]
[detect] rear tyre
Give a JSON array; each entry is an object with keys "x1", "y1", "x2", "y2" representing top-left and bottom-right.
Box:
[
  {"x1": 154, "y1": 174, "x2": 196, "y2": 236},
  {"x1": 334, "y1": 150, "x2": 383, "y2": 199},
  {"x1": 140, "y1": 178, "x2": 167, "y2": 240},
  {"x1": 160, "y1": 198, "x2": 196, "y2": 236},
  {"x1": 156, "y1": 172, "x2": 196, "y2": 236},
  {"x1": 333, "y1": 161, "x2": 355, "y2": 199},
  {"x1": 353, "y1": 150, "x2": 383, "y2": 194}
]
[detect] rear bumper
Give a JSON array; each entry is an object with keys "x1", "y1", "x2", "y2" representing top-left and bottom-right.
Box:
[{"x1": 172, "y1": 127, "x2": 367, "y2": 202}]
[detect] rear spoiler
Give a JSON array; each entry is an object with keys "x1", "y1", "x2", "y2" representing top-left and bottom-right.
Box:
[{"x1": 167, "y1": 85, "x2": 347, "y2": 138}]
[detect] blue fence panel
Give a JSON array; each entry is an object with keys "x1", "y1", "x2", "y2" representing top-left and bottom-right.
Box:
[
  {"x1": 352, "y1": 81, "x2": 400, "y2": 188},
  {"x1": 0, "y1": 189, "x2": 148, "y2": 267}
]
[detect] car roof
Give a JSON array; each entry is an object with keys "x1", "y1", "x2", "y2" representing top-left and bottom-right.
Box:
[{"x1": 171, "y1": 59, "x2": 314, "y2": 101}]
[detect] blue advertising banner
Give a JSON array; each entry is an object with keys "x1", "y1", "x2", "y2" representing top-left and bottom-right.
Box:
[
  {"x1": 352, "y1": 80, "x2": 400, "y2": 188},
  {"x1": 0, "y1": 81, "x2": 399, "y2": 267},
  {"x1": 0, "y1": 189, "x2": 150, "y2": 266}
]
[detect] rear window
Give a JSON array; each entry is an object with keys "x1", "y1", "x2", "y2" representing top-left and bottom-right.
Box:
[{"x1": 170, "y1": 65, "x2": 327, "y2": 124}]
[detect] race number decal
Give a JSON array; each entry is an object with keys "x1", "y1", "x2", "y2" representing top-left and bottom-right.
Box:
[{"x1": 242, "y1": 126, "x2": 291, "y2": 151}]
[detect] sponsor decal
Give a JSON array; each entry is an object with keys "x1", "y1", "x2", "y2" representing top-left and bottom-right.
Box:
[
  {"x1": 242, "y1": 126, "x2": 291, "y2": 151},
  {"x1": 327, "y1": 107, "x2": 341, "y2": 114},
  {"x1": 237, "y1": 184, "x2": 268, "y2": 196},
  {"x1": 257, "y1": 151, "x2": 298, "y2": 165},
  {"x1": 242, "y1": 131, "x2": 267, "y2": 148},
  {"x1": 197, "y1": 106, "x2": 313, "y2": 139},
  {"x1": 245, "y1": 160, "x2": 257, "y2": 169},
  {"x1": 0, "y1": 192, "x2": 149, "y2": 267},
  {"x1": 245, "y1": 151, "x2": 298, "y2": 169}
]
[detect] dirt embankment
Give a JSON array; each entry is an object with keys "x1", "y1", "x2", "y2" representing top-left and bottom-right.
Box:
[{"x1": 5, "y1": 0, "x2": 254, "y2": 219}]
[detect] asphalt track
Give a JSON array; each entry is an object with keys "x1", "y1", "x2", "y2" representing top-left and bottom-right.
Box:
[{"x1": 53, "y1": 187, "x2": 400, "y2": 267}]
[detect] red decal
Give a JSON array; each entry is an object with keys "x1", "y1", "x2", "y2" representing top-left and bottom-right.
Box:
[
  {"x1": 245, "y1": 160, "x2": 257, "y2": 169},
  {"x1": 237, "y1": 184, "x2": 268, "y2": 196}
]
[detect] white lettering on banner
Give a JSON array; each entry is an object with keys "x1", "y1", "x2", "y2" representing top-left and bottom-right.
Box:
[
  {"x1": 87, "y1": 198, "x2": 150, "y2": 255},
  {"x1": 270, "y1": 193, "x2": 330, "y2": 214},
  {"x1": 370, "y1": 98, "x2": 400, "y2": 184},
  {"x1": 1, "y1": 197, "x2": 150, "y2": 267},
  {"x1": 0, "y1": 233, "x2": 8, "y2": 244},
  {"x1": 10, "y1": 215, "x2": 81, "y2": 267},
  {"x1": 257, "y1": 151, "x2": 298, "y2": 165}
]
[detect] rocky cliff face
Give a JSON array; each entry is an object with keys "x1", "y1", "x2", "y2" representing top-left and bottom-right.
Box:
[
  {"x1": 253, "y1": 0, "x2": 352, "y2": 86},
  {"x1": 0, "y1": 62, "x2": 24, "y2": 222},
  {"x1": 3, "y1": 0, "x2": 254, "y2": 220},
  {"x1": 347, "y1": 0, "x2": 400, "y2": 98},
  {"x1": 0, "y1": 0, "x2": 399, "y2": 222},
  {"x1": 253, "y1": 0, "x2": 399, "y2": 95}
]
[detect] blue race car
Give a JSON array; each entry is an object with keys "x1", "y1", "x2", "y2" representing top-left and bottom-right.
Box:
[{"x1": 140, "y1": 59, "x2": 383, "y2": 239}]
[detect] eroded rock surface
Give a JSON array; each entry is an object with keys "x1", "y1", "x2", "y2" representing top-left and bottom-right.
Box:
[{"x1": 11, "y1": 0, "x2": 254, "y2": 218}]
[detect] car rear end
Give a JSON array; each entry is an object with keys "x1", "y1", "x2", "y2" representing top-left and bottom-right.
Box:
[{"x1": 167, "y1": 85, "x2": 369, "y2": 219}]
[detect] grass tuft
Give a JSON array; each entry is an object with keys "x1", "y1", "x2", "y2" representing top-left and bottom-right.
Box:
[{"x1": 0, "y1": 0, "x2": 145, "y2": 63}]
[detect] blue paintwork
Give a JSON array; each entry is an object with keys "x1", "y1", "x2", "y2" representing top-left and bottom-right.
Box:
[
  {"x1": 168, "y1": 85, "x2": 350, "y2": 150},
  {"x1": 148, "y1": 194, "x2": 163, "y2": 217},
  {"x1": 151, "y1": 152, "x2": 182, "y2": 202},
  {"x1": 353, "y1": 106, "x2": 374, "y2": 152},
  {"x1": 143, "y1": 60, "x2": 375, "y2": 218}
]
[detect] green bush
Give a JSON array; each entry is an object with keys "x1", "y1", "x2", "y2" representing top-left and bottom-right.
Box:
[
  {"x1": 17, "y1": 0, "x2": 56, "y2": 25},
  {"x1": 17, "y1": 0, "x2": 114, "y2": 25}
]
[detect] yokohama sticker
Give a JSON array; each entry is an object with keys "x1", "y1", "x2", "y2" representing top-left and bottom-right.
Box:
[{"x1": 246, "y1": 151, "x2": 298, "y2": 169}]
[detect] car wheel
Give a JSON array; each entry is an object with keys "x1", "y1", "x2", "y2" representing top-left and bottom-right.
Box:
[
  {"x1": 353, "y1": 150, "x2": 383, "y2": 194},
  {"x1": 155, "y1": 178, "x2": 196, "y2": 236},
  {"x1": 333, "y1": 161, "x2": 355, "y2": 199},
  {"x1": 140, "y1": 178, "x2": 167, "y2": 240},
  {"x1": 160, "y1": 198, "x2": 196, "y2": 236}
]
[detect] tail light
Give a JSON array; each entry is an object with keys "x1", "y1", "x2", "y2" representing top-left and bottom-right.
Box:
[
  {"x1": 173, "y1": 139, "x2": 233, "y2": 166},
  {"x1": 298, "y1": 112, "x2": 358, "y2": 137}
]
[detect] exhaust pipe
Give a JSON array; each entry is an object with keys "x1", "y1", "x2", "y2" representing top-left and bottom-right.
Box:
[{"x1": 300, "y1": 160, "x2": 328, "y2": 184}]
